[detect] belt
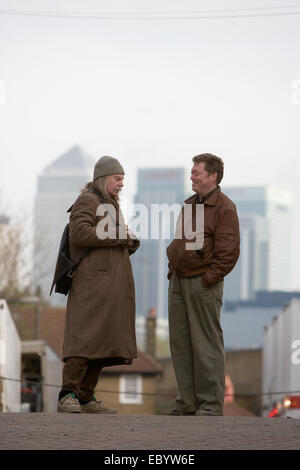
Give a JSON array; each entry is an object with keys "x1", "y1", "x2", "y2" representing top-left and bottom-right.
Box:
[{"x1": 185, "y1": 272, "x2": 205, "y2": 279}]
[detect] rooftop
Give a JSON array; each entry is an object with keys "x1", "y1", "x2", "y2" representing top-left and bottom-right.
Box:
[{"x1": 103, "y1": 350, "x2": 162, "y2": 375}]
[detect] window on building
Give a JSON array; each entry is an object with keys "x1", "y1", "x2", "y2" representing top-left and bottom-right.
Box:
[{"x1": 119, "y1": 374, "x2": 143, "y2": 404}]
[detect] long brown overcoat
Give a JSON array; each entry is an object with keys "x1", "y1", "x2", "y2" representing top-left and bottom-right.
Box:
[{"x1": 62, "y1": 190, "x2": 139, "y2": 364}]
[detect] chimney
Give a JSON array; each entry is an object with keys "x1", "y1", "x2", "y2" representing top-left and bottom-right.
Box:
[{"x1": 145, "y1": 307, "x2": 156, "y2": 357}]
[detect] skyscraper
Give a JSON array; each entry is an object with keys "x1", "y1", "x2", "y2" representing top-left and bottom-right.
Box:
[
  {"x1": 34, "y1": 145, "x2": 95, "y2": 304},
  {"x1": 131, "y1": 168, "x2": 185, "y2": 319},
  {"x1": 222, "y1": 186, "x2": 293, "y2": 302}
]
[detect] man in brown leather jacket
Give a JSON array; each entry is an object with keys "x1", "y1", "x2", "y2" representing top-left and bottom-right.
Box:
[{"x1": 165, "y1": 153, "x2": 240, "y2": 416}]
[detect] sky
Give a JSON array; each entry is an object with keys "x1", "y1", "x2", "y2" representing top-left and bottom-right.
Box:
[{"x1": 0, "y1": 0, "x2": 300, "y2": 288}]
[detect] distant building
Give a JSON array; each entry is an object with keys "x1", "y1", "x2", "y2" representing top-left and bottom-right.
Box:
[
  {"x1": 0, "y1": 214, "x2": 9, "y2": 225},
  {"x1": 262, "y1": 298, "x2": 300, "y2": 418},
  {"x1": 0, "y1": 299, "x2": 21, "y2": 412},
  {"x1": 225, "y1": 349, "x2": 261, "y2": 416},
  {"x1": 10, "y1": 304, "x2": 66, "y2": 359},
  {"x1": 135, "y1": 316, "x2": 169, "y2": 355},
  {"x1": 131, "y1": 168, "x2": 185, "y2": 319},
  {"x1": 222, "y1": 290, "x2": 300, "y2": 351},
  {"x1": 155, "y1": 355, "x2": 256, "y2": 416},
  {"x1": 222, "y1": 305, "x2": 280, "y2": 351},
  {"x1": 99, "y1": 350, "x2": 162, "y2": 415},
  {"x1": 21, "y1": 340, "x2": 62, "y2": 413},
  {"x1": 222, "y1": 186, "x2": 293, "y2": 302},
  {"x1": 33, "y1": 145, "x2": 95, "y2": 304}
]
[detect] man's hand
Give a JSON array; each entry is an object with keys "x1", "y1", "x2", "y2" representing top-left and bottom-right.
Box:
[{"x1": 126, "y1": 225, "x2": 138, "y2": 241}]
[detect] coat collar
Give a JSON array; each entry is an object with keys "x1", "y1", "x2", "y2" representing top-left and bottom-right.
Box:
[{"x1": 184, "y1": 185, "x2": 221, "y2": 206}]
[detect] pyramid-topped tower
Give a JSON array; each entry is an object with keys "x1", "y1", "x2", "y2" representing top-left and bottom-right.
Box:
[
  {"x1": 43, "y1": 145, "x2": 95, "y2": 174},
  {"x1": 34, "y1": 145, "x2": 95, "y2": 305}
]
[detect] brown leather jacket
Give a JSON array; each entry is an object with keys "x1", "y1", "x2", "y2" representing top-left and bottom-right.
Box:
[{"x1": 166, "y1": 186, "x2": 240, "y2": 287}]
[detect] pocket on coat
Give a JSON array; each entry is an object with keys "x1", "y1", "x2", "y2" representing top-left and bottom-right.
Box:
[{"x1": 88, "y1": 249, "x2": 111, "y2": 273}]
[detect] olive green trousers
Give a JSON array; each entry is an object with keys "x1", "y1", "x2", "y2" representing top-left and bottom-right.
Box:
[{"x1": 168, "y1": 273, "x2": 225, "y2": 415}]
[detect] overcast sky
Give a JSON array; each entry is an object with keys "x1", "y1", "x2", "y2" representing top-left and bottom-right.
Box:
[{"x1": 0, "y1": 0, "x2": 300, "y2": 287}]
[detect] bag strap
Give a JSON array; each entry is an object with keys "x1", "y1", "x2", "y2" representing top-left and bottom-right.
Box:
[{"x1": 67, "y1": 189, "x2": 106, "y2": 274}]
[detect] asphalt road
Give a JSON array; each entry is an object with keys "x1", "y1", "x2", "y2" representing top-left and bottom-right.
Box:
[{"x1": 1, "y1": 413, "x2": 300, "y2": 451}]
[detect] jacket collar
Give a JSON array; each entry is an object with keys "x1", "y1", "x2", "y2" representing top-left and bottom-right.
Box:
[{"x1": 184, "y1": 185, "x2": 221, "y2": 206}]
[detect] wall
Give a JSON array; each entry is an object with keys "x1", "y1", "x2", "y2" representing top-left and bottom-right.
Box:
[
  {"x1": 225, "y1": 349, "x2": 262, "y2": 416},
  {"x1": 155, "y1": 352, "x2": 262, "y2": 416},
  {"x1": 95, "y1": 374, "x2": 159, "y2": 415},
  {"x1": 154, "y1": 357, "x2": 177, "y2": 413},
  {"x1": 0, "y1": 300, "x2": 21, "y2": 412}
]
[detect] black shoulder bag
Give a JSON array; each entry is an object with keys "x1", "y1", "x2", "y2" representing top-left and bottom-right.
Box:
[{"x1": 49, "y1": 190, "x2": 104, "y2": 296}]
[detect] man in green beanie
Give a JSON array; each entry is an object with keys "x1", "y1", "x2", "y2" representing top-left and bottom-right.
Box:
[{"x1": 57, "y1": 156, "x2": 140, "y2": 413}]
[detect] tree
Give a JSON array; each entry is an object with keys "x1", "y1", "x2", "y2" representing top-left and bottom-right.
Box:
[
  {"x1": 0, "y1": 211, "x2": 35, "y2": 300},
  {"x1": 0, "y1": 192, "x2": 31, "y2": 301},
  {"x1": 0, "y1": 192, "x2": 52, "y2": 304}
]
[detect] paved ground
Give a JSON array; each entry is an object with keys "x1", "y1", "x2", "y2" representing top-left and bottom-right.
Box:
[{"x1": 1, "y1": 413, "x2": 300, "y2": 450}]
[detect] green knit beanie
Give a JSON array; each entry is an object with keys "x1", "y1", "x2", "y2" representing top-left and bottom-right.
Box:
[{"x1": 93, "y1": 156, "x2": 125, "y2": 180}]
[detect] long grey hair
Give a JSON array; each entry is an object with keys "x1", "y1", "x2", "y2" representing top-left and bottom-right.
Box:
[{"x1": 81, "y1": 177, "x2": 119, "y2": 207}]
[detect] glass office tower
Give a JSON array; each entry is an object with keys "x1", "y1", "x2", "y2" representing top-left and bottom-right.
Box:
[
  {"x1": 222, "y1": 186, "x2": 293, "y2": 302},
  {"x1": 131, "y1": 168, "x2": 185, "y2": 318}
]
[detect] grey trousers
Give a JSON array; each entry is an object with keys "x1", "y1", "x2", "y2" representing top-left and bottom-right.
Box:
[{"x1": 168, "y1": 273, "x2": 225, "y2": 414}]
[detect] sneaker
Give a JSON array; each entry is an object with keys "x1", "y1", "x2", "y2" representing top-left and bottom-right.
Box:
[
  {"x1": 196, "y1": 409, "x2": 222, "y2": 416},
  {"x1": 80, "y1": 396, "x2": 118, "y2": 414},
  {"x1": 57, "y1": 393, "x2": 81, "y2": 413},
  {"x1": 162, "y1": 409, "x2": 195, "y2": 416}
]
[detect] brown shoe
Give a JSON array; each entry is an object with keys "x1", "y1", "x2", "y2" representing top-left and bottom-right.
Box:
[{"x1": 80, "y1": 397, "x2": 118, "y2": 414}]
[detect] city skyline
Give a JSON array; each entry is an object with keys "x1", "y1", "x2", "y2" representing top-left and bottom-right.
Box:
[
  {"x1": 30, "y1": 145, "x2": 298, "y2": 312},
  {"x1": 2, "y1": 143, "x2": 300, "y2": 295}
]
